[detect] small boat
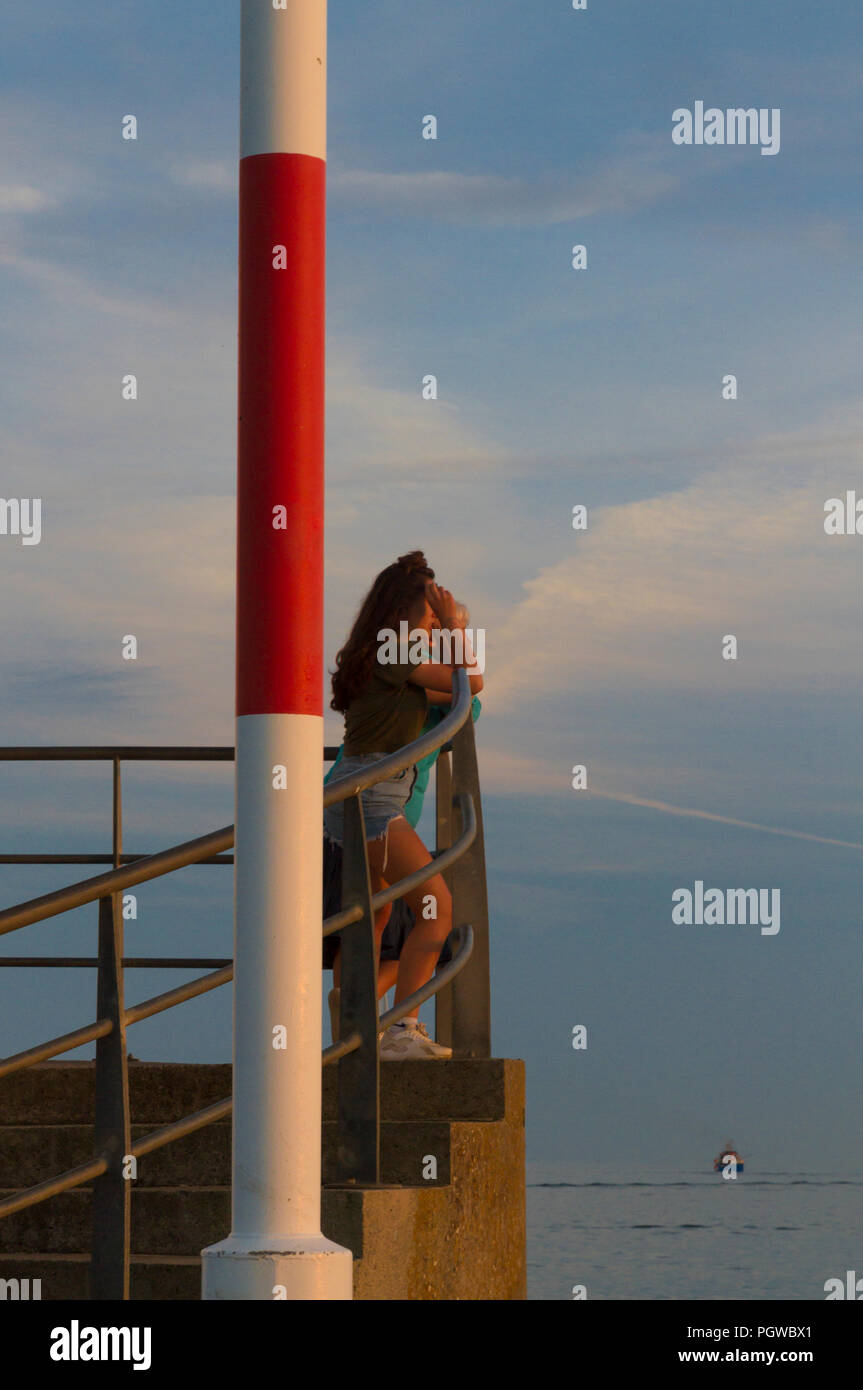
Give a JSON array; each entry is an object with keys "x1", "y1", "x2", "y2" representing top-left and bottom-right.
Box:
[{"x1": 714, "y1": 1141, "x2": 744, "y2": 1174}]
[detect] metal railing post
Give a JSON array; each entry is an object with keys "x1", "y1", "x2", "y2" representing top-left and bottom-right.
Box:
[
  {"x1": 1, "y1": 695, "x2": 486, "y2": 1270},
  {"x1": 335, "y1": 795, "x2": 380, "y2": 1183},
  {"x1": 434, "y1": 749, "x2": 454, "y2": 1047},
  {"x1": 112, "y1": 756, "x2": 122, "y2": 870},
  {"x1": 448, "y1": 718, "x2": 491, "y2": 1058},
  {"x1": 90, "y1": 891, "x2": 131, "y2": 1299}
]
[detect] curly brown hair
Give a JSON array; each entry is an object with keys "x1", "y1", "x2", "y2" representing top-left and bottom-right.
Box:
[{"x1": 330, "y1": 551, "x2": 434, "y2": 712}]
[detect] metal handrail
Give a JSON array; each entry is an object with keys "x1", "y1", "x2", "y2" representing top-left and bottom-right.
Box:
[
  {"x1": 0, "y1": 703, "x2": 477, "y2": 1073},
  {"x1": 0, "y1": 747, "x2": 236, "y2": 761},
  {"x1": 0, "y1": 825, "x2": 233, "y2": 938},
  {"x1": 0, "y1": 1096, "x2": 236, "y2": 1223},
  {"x1": 322, "y1": 789, "x2": 476, "y2": 935},
  {"x1": 0, "y1": 1156, "x2": 109, "y2": 1221},
  {"x1": 0, "y1": 1018, "x2": 114, "y2": 1080},
  {"x1": 0, "y1": 917, "x2": 475, "y2": 1216},
  {"x1": 0, "y1": 667, "x2": 491, "y2": 1297},
  {"x1": 0, "y1": 855, "x2": 234, "y2": 866},
  {"x1": 322, "y1": 924, "x2": 475, "y2": 1064},
  {"x1": 0, "y1": 958, "x2": 231, "y2": 968},
  {"x1": 0, "y1": 668, "x2": 472, "y2": 937}
]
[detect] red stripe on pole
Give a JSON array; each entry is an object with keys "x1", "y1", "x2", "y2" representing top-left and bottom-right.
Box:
[{"x1": 237, "y1": 151, "x2": 325, "y2": 717}]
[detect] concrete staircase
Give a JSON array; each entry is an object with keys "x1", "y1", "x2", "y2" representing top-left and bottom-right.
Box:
[{"x1": 0, "y1": 1058, "x2": 525, "y2": 1299}]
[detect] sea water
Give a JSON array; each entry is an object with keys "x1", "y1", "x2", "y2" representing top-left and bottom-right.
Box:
[{"x1": 527, "y1": 1162, "x2": 863, "y2": 1301}]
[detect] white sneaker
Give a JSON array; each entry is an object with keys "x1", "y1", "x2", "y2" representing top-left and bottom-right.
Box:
[{"x1": 379, "y1": 1019, "x2": 452, "y2": 1061}]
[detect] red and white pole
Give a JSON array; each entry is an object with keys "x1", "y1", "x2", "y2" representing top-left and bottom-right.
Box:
[{"x1": 202, "y1": 0, "x2": 352, "y2": 1300}]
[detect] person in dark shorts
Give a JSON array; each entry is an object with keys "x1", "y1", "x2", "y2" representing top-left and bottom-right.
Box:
[
  {"x1": 322, "y1": 680, "x2": 481, "y2": 990},
  {"x1": 322, "y1": 553, "x2": 484, "y2": 1060}
]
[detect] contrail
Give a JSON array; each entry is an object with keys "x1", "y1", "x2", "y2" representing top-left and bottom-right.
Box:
[{"x1": 588, "y1": 789, "x2": 863, "y2": 851}]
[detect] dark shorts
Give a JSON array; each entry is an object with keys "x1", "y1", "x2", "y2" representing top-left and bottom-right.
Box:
[{"x1": 321, "y1": 834, "x2": 453, "y2": 969}]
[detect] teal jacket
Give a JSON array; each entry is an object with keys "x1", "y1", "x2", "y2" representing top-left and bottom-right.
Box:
[{"x1": 325, "y1": 696, "x2": 481, "y2": 828}]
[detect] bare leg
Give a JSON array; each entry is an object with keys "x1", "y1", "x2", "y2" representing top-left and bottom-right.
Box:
[
  {"x1": 332, "y1": 862, "x2": 394, "y2": 999},
  {"x1": 367, "y1": 816, "x2": 452, "y2": 1019},
  {"x1": 377, "y1": 959, "x2": 399, "y2": 995}
]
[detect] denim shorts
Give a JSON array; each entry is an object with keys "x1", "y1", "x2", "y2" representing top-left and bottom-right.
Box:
[{"x1": 323, "y1": 752, "x2": 417, "y2": 852}]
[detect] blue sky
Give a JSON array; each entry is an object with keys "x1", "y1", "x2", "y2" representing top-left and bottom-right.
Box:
[{"x1": 2, "y1": 1, "x2": 863, "y2": 1170}]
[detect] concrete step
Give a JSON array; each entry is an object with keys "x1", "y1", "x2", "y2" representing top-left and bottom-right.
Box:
[
  {"x1": 0, "y1": 1058, "x2": 515, "y2": 1124},
  {"x1": 0, "y1": 1187, "x2": 231, "y2": 1256},
  {"x1": 0, "y1": 1120, "x2": 451, "y2": 1189},
  {"x1": 0, "y1": 1253, "x2": 200, "y2": 1301},
  {"x1": 0, "y1": 1058, "x2": 527, "y2": 1298},
  {"x1": 0, "y1": 1062, "x2": 231, "y2": 1126}
]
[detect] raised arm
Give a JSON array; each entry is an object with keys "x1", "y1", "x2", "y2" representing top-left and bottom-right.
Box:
[{"x1": 407, "y1": 582, "x2": 484, "y2": 697}]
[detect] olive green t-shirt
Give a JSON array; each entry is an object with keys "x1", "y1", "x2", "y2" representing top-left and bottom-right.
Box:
[{"x1": 343, "y1": 659, "x2": 428, "y2": 755}]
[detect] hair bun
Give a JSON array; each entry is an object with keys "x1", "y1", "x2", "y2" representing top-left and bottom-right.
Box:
[{"x1": 396, "y1": 550, "x2": 434, "y2": 579}]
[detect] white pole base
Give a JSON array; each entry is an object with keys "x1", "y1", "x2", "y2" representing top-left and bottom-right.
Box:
[{"x1": 201, "y1": 1233, "x2": 353, "y2": 1300}]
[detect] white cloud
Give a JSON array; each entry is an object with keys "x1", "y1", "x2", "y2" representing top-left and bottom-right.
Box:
[
  {"x1": 0, "y1": 246, "x2": 175, "y2": 323},
  {"x1": 168, "y1": 160, "x2": 236, "y2": 194},
  {"x1": 329, "y1": 144, "x2": 677, "y2": 227},
  {"x1": 159, "y1": 134, "x2": 679, "y2": 229},
  {"x1": 0, "y1": 184, "x2": 54, "y2": 213},
  {"x1": 1, "y1": 493, "x2": 235, "y2": 745},
  {"x1": 0, "y1": 248, "x2": 513, "y2": 750},
  {"x1": 327, "y1": 341, "x2": 511, "y2": 476},
  {"x1": 489, "y1": 414, "x2": 863, "y2": 710}
]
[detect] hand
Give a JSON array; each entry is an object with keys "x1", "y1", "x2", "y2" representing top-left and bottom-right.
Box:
[{"x1": 426, "y1": 582, "x2": 459, "y2": 628}]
